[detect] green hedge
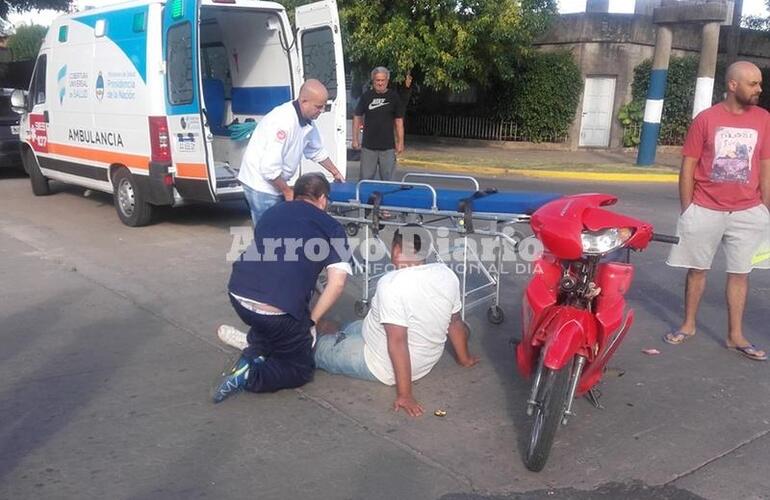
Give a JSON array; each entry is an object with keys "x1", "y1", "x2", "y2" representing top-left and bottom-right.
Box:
[
  {"x1": 618, "y1": 56, "x2": 770, "y2": 147},
  {"x1": 618, "y1": 56, "x2": 698, "y2": 147},
  {"x1": 488, "y1": 50, "x2": 583, "y2": 142}
]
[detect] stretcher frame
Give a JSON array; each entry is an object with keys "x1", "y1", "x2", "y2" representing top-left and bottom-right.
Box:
[{"x1": 329, "y1": 173, "x2": 535, "y2": 324}]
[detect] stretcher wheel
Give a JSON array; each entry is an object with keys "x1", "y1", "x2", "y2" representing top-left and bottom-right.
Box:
[
  {"x1": 346, "y1": 223, "x2": 359, "y2": 237},
  {"x1": 354, "y1": 300, "x2": 369, "y2": 318},
  {"x1": 487, "y1": 305, "x2": 504, "y2": 325}
]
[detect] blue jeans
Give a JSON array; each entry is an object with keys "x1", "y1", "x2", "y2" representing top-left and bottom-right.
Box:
[
  {"x1": 242, "y1": 184, "x2": 283, "y2": 226},
  {"x1": 314, "y1": 320, "x2": 379, "y2": 382}
]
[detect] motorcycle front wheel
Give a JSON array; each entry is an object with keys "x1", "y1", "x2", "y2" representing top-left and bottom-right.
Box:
[{"x1": 524, "y1": 363, "x2": 571, "y2": 472}]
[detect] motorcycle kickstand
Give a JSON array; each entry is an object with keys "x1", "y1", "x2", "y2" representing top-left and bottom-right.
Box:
[{"x1": 585, "y1": 388, "x2": 604, "y2": 409}]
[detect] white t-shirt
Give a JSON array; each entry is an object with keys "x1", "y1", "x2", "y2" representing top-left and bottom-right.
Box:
[
  {"x1": 238, "y1": 101, "x2": 329, "y2": 195},
  {"x1": 362, "y1": 263, "x2": 462, "y2": 385}
]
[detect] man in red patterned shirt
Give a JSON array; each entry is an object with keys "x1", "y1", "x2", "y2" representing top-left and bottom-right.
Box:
[{"x1": 664, "y1": 61, "x2": 770, "y2": 361}]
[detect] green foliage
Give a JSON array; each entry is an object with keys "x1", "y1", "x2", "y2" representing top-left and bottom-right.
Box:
[
  {"x1": 487, "y1": 50, "x2": 582, "y2": 142},
  {"x1": 621, "y1": 56, "x2": 770, "y2": 146},
  {"x1": 1, "y1": 0, "x2": 70, "y2": 20},
  {"x1": 619, "y1": 55, "x2": 699, "y2": 147},
  {"x1": 742, "y1": 0, "x2": 770, "y2": 30},
  {"x1": 7, "y1": 24, "x2": 47, "y2": 61},
  {"x1": 617, "y1": 100, "x2": 643, "y2": 146},
  {"x1": 742, "y1": 15, "x2": 770, "y2": 30},
  {"x1": 279, "y1": 0, "x2": 568, "y2": 139},
  {"x1": 334, "y1": 0, "x2": 557, "y2": 92}
]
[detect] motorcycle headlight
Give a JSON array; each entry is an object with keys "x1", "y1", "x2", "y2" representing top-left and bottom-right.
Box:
[{"x1": 581, "y1": 228, "x2": 633, "y2": 255}]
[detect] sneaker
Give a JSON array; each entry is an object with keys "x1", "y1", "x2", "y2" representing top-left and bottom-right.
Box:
[
  {"x1": 212, "y1": 355, "x2": 254, "y2": 404},
  {"x1": 217, "y1": 324, "x2": 248, "y2": 351}
]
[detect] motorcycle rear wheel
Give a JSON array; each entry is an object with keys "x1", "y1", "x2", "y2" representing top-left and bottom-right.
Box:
[{"x1": 524, "y1": 363, "x2": 571, "y2": 472}]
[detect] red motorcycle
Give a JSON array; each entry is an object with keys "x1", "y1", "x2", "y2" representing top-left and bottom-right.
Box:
[{"x1": 516, "y1": 193, "x2": 677, "y2": 472}]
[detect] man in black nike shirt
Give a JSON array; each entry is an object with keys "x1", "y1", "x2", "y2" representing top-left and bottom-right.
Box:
[{"x1": 352, "y1": 67, "x2": 404, "y2": 180}]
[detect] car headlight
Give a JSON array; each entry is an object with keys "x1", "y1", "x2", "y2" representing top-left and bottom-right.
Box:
[{"x1": 581, "y1": 228, "x2": 633, "y2": 255}]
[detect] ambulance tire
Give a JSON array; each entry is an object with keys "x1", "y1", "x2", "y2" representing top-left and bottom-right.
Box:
[
  {"x1": 25, "y1": 149, "x2": 51, "y2": 196},
  {"x1": 112, "y1": 168, "x2": 155, "y2": 227}
]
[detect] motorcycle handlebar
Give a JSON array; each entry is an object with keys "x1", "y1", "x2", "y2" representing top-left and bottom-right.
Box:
[{"x1": 651, "y1": 233, "x2": 679, "y2": 244}]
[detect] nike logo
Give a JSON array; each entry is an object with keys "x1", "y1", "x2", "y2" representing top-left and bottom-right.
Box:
[{"x1": 368, "y1": 98, "x2": 389, "y2": 110}]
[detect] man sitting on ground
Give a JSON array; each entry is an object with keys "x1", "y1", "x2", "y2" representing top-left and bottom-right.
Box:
[{"x1": 314, "y1": 226, "x2": 479, "y2": 417}]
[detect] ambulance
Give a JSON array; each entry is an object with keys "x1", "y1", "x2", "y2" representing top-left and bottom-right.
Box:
[{"x1": 11, "y1": 0, "x2": 346, "y2": 226}]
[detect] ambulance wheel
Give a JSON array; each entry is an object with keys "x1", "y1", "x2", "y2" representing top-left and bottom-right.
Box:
[
  {"x1": 354, "y1": 300, "x2": 369, "y2": 318},
  {"x1": 25, "y1": 149, "x2": 50, "y2": 196},
  {"x1": 487, "y1": 305, "x2": 504, "y2": 325},
  {"x1": 112, "y1": 168, "x2": 154, "y2": 227},
  {"x1": 346, "y1": 223, "x2": 359, "y2": 237}
]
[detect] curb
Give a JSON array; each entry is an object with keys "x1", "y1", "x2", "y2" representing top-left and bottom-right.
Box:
[{"x1": 399, "y1": 158, "x2": 679, "y2": 184}]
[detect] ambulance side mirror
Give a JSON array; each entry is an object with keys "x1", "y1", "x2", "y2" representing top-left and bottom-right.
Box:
[{"x1": 10, "y1": 89, "x2": 27, "y2": 114}]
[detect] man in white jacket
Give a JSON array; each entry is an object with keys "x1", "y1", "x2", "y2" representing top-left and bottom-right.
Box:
[{"x1": 238, "y1": 79, "x2": 344, "y2": 226}]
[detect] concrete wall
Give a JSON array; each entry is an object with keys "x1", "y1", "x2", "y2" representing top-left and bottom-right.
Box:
[{"x1": 535, "y1": 12, "x2": 770, "y2": 149}]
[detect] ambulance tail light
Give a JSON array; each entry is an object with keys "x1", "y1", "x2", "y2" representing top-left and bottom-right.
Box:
[{"x1": 149, "y1": 116, "x2": 172, "y2": 163}]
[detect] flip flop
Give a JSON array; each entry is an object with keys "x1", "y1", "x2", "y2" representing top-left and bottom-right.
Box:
[
  {"x1": 726, "y1": 343, "x2": 768, "y2": 361},
  {"x1": 663, "y1": 330, "x2": 696, "y2": 345}
]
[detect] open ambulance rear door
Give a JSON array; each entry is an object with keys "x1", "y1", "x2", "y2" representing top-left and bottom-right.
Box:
[
  {"x1": 162, "y1": 0, "x2": 217, "y2": 202},
  {"x1": 296, "y1": 0, "x2": 346, "y2": 179}
]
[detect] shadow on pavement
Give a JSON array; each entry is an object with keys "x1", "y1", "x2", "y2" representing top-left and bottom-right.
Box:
[{"x1": 0, "y1": 304, "x2": 151, "y2": 482}]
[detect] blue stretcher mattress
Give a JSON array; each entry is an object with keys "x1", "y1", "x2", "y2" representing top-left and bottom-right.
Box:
[{"x1": 329, "y1": 182, "x2": 561, "y2": 215}]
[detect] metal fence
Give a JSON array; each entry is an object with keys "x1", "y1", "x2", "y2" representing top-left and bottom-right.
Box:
[
  {"x1": 624, "y1": 123, "x2": 686, "y2": 147},
  {"x1": 407, "y1": 115, "x2": 568, "y2": 144}
]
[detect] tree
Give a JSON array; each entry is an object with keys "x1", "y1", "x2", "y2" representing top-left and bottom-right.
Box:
[
  {"x1": 7, "y1": 23, "x2": 47, "y2": 61},
  {"x1": 343, "y1": 0, "x2": 557, "y2": 91},
  {"x1": 1, "y1": 0, "x2": 70, "y2": 20},
  {"x1": 742, "y1": 0, "x2": 770, "y2": 30},
  {"x1": 281, "y1": 0, "x2": 557, "y2": 92}
]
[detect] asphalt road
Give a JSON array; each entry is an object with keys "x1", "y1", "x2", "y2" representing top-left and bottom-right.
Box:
[{"x1": 1, "y1": 164, "x2": 769, "y2": 500}]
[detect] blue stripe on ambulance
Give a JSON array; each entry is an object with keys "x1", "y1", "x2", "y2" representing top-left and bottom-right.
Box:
[{"x1": 72, "y1": 6, "x2": 149, "y2": 82}]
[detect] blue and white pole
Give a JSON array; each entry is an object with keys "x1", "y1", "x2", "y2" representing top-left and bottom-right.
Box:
[
  {"x1": 637, "y1": 25, "x2": 673, "y2": 166},
  {"x1": 692, "y1": 22, "x2": 721, "y2": 118}
]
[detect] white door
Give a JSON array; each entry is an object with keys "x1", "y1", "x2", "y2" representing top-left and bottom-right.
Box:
[
  {"x1": 162, "y1": 0, "x2": 217, "y2": 202},
  {"x1": 296, "y1": 0, "x2": 347, "y2": 179},
  {"x1": 579, "y1": 77, "x2": 616, "y2": 147}
]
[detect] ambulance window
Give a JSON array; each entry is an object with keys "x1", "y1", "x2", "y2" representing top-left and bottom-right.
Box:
[
  {"x1": 30, "y1": 54, "x2": 47, "y2": 108},
  {"x1": 58, "y1": 25, "x2": 68, "y2": 43},
  {"x1": 301, "y1": 27, "x2": 336, "y2": 100},
  {"x1": 167, "y1": 22, "x2": 194, "y2": 105}
]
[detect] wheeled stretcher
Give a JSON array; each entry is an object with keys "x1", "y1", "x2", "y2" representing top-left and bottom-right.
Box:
[{"x1": 328, "y1": 173, "x2": 561, "y2": 323}]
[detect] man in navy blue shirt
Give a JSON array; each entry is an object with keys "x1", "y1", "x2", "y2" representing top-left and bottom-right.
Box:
[{"x1": 213, "y1": 173, "x2": 352, "y2": 403}]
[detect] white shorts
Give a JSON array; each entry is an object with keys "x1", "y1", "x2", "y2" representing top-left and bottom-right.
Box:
[{"x1": 666, "y1": 203, "x2": 770, "y2": 274}]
